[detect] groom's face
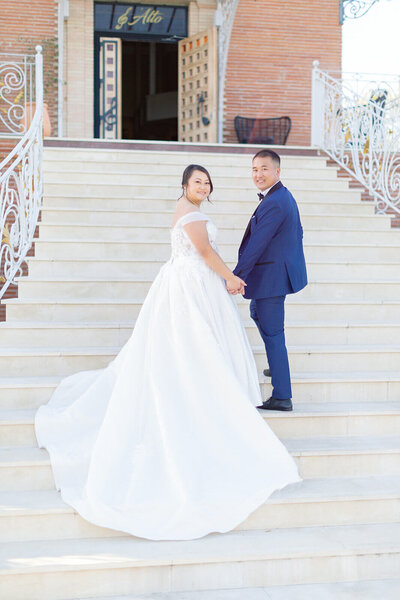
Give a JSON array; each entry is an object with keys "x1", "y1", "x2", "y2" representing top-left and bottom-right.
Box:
[{"x1": 252, "y1": 156, "x2": 280, "y2": 192}]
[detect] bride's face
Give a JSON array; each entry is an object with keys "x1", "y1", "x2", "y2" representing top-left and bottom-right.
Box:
[{"x1": 185, "y1": 170, "x2": 211, "y2": 204}]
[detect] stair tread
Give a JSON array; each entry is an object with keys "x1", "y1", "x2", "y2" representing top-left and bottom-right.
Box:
[
  {"x1": 2, "y1": 436, "x2": 400, "y2": 465},
  {"x1": 1, "y1": 523, "x2": 400, "y2": 574},
  {"x1": 6, "y1": 297, "x2": 400, "y2": 305},
  {"x1": 1, "y1": 475, "x2": 399, "y2": 517},
  {"x1": 40, "y1": 206, "x2": 386, "y2": 220},
  {"x1": 43, "y1": 189, "x2": 361, "y2": 198},
  {"x1": 1, "y1": 319, "x2": 400, "y2": 328},
  {"x1": 27, "y1": 256, "x2": 400, "y2": 265},
  {"x1": 0, "y1": 371, "x2": 399, "y2": 387},
  {"x1": 0, "y1": 344, "x2": 399, "y2": 356},
  {"x1": 15, "y1": 276, "x2": 400, "y2": 283},
  {"x1": 73, "y1": 579, "x2": 400, "y2": 600},
  {"x1": 38, "y1": 223, "x2": 394, "y2": 234},
  {"x1": 2, "y1": 401, "x2": 400, "y2": 425},
  {"x1": 32, "y1": 238, "x2": 400, "y2": 247}
]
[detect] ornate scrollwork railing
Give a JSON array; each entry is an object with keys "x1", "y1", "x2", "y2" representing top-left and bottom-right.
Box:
[
  {"x1": 0, "y1": 52, "x2": 36, "y2": 135},
  {"x1": 0, "y1": 46, "x2": 43, "y2": 299},
  {"x1": 312, "y1": 61, "x2": 400, "y2": 215},
  {"x1": 340, "y1": 0, "x2": 381, "y2": 23}
]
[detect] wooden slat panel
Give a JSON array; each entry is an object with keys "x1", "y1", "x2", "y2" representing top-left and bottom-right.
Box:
[{"x1": 178, "y1": 27, "x2": 218, "y2": 143}]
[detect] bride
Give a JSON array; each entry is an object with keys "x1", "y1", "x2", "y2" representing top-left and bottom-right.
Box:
[{"x1": 34, "y1": 164, "x2": 301, "y2": 541}]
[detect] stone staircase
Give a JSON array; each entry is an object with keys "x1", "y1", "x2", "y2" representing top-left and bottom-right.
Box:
[{"x1": 0, "y1": 143, "x2": 400, "y2": 599}]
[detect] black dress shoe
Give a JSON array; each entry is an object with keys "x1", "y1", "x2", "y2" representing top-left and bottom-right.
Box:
[
  {"x1": 263, "y1": 368, "x2": 271, "y2": 377},
  {"x1": 257, "y1": 396, "x2": 293, "y2": 411}
]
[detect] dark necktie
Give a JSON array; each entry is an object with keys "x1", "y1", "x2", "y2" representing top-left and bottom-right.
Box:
[{"x1": 258, "y1": 192, "x2": 265, "y2": 201}]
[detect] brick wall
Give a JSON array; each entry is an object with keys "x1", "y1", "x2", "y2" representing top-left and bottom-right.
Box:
[
  {"x1": 223, "y1": 0, "x2": 342, "y2": 145},
  {"x1": 0, "y1": 0, "x2": 59, "y2": 135}
]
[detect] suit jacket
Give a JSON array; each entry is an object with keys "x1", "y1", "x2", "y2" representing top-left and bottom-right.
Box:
[{"x1": 233, "y1": 181, "x2": 308, "y2": 300}]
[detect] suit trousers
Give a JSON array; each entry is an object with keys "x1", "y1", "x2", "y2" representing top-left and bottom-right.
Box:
[{"x1": 250, "y1": 295, "x2": 292, "y2": 400}]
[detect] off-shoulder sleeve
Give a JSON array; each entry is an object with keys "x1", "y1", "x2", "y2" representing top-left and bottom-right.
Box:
[{"x1": 180, "y1": 211, "x2": 210, "y2": 227}]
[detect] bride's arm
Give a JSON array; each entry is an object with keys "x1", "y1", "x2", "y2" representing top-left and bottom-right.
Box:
[{"x1": 184, "y1": 221, "x2": 246, "y2": 293}]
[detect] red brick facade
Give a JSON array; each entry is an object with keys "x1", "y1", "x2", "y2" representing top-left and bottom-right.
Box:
[
  {"x1": 223, "y1": 0, "x2": 342, "y2": 145},
  {"x1": 0, "y1": 0, "x2": 59, "y2": 135}
]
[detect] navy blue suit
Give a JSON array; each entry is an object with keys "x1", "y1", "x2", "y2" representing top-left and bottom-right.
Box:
[{"x1": 233, "y1": 181, "x2": 307, "y2": 400}]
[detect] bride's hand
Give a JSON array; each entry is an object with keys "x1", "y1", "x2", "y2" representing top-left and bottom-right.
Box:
[{"x1": 226, "y1": 276, "x2": 246, "y2": 295}]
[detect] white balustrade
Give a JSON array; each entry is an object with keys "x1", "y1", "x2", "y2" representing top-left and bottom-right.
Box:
[
  {"x1": 312, "y1": 61, "x2": 400, "y2": 215},
  {"x1": 0, "y1": 46, "x2": 43, "y2": 299},
  {"x1": 215, "y1": 0, "x2": 240, "y2": 143}
]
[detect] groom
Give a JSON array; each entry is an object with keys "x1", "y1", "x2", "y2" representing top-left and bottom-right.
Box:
[{"x1": 229, "y1": 149, "x2": 307, "y2": 411}]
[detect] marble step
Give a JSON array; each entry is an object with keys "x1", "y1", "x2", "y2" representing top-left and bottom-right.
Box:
[
  {"x1": 43, "y1": 163, "x2": 340, "y2": 179},
  {"x1": 5, "y1": 298, "x2": 400, "y2": 324},
  {"x1": 2, "y1": 319, "x2": 400, "y2": 347},
  {"x1": 0, "y1": 372, "x2": 398, "y2": 409},
  {"x1": 1, "y1": 436, "x2": 400, "y2": 490},
  {"x1": 0, "y1": 344, "x2": 399, "y2": 377},
  {"x1": 1, "y1": 476, "x2": 399, "y2": 543},
  {"x1": 42, "y1": 197, "x2": 370, "y2": 218},
  {"x1": 2, "y1": 402, "x2": 400, "y2": 447},
  {"x1": 42, "y1": 192, "x2": 365, "y2": 211},
  {"x1": 26, "y1": 256, "x2": 400, "y2": 282},
  {"x1": 36, "y1": 223, "x2": 398, "y2": 245},
  {"x1": 31, "y1": 239, "x2": 399, "y2": 262},
  {"x1": 78, "y1": 579, "x2": 400, "y2": 600},
  {"x1": 43, "y1": 149, "x2": 330, "y2": 168},
  {"x1": 15, "y1": 278, "x2": 400, "y2": 302},
  {"x1": 1, "y1": 523, "x2": 400, "y2": 599},
  {"x1": 39, "y1": 207, "x2": 390, "y2": 230},
  {"x1": 43, "y1": 172, "x2": 352, "y2": 191},
  {"x1": 30, "y1": 256, "x2": 400, "y2": 283}
]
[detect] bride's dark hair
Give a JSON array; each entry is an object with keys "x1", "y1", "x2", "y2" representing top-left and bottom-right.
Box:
[{"x1": 181, "y1": 164, "x2": 213, "y2": 202}]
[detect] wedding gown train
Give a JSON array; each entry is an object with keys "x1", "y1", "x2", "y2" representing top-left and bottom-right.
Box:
[{"x1": 34, "y1": 210, "x2": 301, "y2": 540}]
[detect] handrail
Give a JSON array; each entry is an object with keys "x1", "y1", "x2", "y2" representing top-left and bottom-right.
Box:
[
  {"x1": 0, "y1": 46, "x2": 43, "y2": 299},
  {"x1": 311, "y1": 60, "x2": 400, "y2": 215}
]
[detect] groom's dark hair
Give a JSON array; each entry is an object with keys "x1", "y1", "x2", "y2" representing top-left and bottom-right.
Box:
[{"x1": 253, "y1": 149, "x2": 281, "y2": 166}]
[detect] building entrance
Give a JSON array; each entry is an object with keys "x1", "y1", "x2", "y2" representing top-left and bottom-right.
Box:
[
  {"x1": 94, "y1": 2, "x2": 187, "y2": 141},
  {"x1": 121, "y1": 40, "x2": 177, "y2": 141}
]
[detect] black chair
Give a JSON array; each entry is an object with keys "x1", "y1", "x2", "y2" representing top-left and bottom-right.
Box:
[{"x1": 234, "y1": 116, "x2": 292, "y2": 145}]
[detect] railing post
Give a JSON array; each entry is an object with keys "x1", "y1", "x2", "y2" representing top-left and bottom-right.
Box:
[
  {"x1": 35, "y1": 46, "x2": 43, "y2": 113},
  {"x1": 311, "y1": 60, "x2": 324, "y2": 148},
  {"x1": 34, "y1": 45, "x2": 43, "y2": 208}
]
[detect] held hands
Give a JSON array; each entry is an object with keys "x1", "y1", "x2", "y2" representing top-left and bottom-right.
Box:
[{"x1": 226, "y1": 275, "x2": 247, "y2": 296}]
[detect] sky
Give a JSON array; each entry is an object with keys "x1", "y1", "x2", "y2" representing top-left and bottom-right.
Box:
[{"x1": 342, "y1": 0, "x2": 400, "y2": 75}]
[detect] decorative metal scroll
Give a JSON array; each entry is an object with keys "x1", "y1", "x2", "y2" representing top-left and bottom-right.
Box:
[
  {"x1": 0, "y1": 53, "x2": 36, "y2": 135},
  {"x1": 0, "y1": 46, "x2": 43, "y2": 298},
  {"x1": 312, "y1": 61, "x2": 400, "y2": 215},
  {"x1": 340, "y1": 0, "x2": 381, "y2": 23}
]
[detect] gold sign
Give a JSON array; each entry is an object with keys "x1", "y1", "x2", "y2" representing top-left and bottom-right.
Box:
[{"x1": 115, "y1": 7, "x2": 163, "y2": 30}]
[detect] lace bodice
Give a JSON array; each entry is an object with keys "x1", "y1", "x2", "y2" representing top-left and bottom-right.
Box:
[{"x1": 170, "y1": 211, "x2": 218, "y2": 260}]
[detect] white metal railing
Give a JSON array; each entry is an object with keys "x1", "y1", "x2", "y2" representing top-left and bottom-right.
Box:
[
  {"x1": 312, "y1": 60, "x2": 400, "y2": 215},
  {"x1": 0, "y1": 46, "x2": 43, "y2": 298}
]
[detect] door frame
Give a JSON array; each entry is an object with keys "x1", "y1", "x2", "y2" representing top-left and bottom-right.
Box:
[{"x1": 94, "y1": 28, "x2": 187, "y2": 138}]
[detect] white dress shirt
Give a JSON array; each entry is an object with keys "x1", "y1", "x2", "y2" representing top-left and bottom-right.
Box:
[{"x1": 258, "y1": 181, "x2": 280, "y2": 199}]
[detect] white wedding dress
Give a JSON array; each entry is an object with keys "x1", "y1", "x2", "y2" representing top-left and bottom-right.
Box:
[{"x1": 35, "y1": 210, "x2": 301, "y2": 541}]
